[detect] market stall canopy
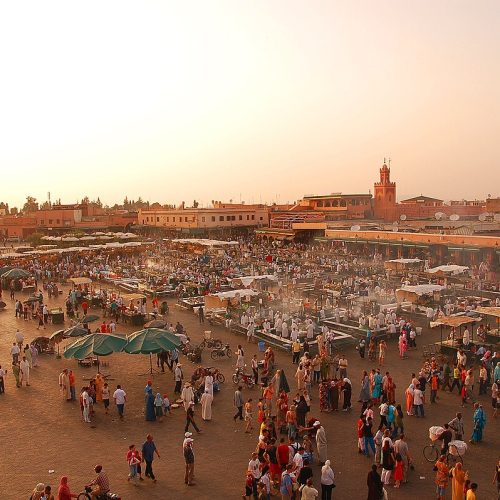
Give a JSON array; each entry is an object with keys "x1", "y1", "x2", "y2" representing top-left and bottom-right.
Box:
[
  {"x1": 426, "y1": 265, "x2": 469, "y2": 276},
  {"x1": 230, "y1": 274, "x2": 277, "y2": 288},
  {"x1": 171, "y1": 238, "x2": 239, "y2": 247},
  {"x1": 69, "y1": 277, "x2": 92, "y2": 285},
  {"x1": 1, "y1": 268, "x2": 31, "y2": 279},
  {"x1": 395, "y1": 284, "x2": 443, "y2": 303},
  {"x1": 63, "y1": 333, "x2": 127, "y2": 360},
  {"x1": 474, "y1": 306, "x2": 500, "y2": 319},
  {"x1": 204, "y1": 288, "x2": 259, "y2": 311},
  {"x1": 384, "y1": 258, "x2": 423, "y2": 271},
  {"x1": 430, "y1": 316, "x2": 478, "y2": 328},
  {"x1": 121, "y1": 293, "x2": 146, "y2": 301}
]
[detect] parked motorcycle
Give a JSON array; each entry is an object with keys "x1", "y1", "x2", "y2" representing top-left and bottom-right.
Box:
[
  {"x1": 232, "y1": 367, "x2": 255, "y2": 388},
  {"x1": 210, "y1": 343, "x2": 232, "y2": 360}
]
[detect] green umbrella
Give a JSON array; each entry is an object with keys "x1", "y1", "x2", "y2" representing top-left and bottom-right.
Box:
[
  {"x1": 279, "y1": 369, "x2": 290, "y2": 393},
  {"x1": 63, "y1": 325, "x2": 90, "y2": 338},
  {"x1": 80, "y1": 314, "x2": 100, "y2": 324},
  {"x1": 124, "y1": 328, "x2": 182, "y2": 375},
  {"x1": 1, "y1": 268, "x2": 30, "y2": 279},
  {"x1": 64, "y1": 333, "x2": 127, "y2": 360},
  {"x1": 49, "y1": 329, "x2": 66, "y2": 341},
  {"x1": 0, "y1": 266, "x2": 14, "y2": 277},
  {"x1": 124, "y1": 328, "x2": 181, "y2": 354}
]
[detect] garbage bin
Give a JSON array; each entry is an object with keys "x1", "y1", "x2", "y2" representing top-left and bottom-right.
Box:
[{"x1": 258, "y1": 341, "x2": 266, "y2": 352}]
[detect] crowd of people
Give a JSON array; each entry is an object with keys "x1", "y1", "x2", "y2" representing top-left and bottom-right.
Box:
[{"x1": 1, "y1": 237, "x2": 499, "y2": 499}]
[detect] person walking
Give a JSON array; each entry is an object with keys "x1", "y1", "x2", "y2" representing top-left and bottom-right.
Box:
[
  {"x1": 185, "y1": 401, "x2": 201, "y2": 433},
  {"x1": 434, "y1": 455, "x2": 449, "y2": 500},
  {"x1": 469, "y1": 403, "x2": 486, "y2": 444},
  {"x1": 12, "y1": 361, "x2": 20, "y2": 388},
  {"x1": 81, "y1": 386, "x2": 91, "y2": 423},
  {"x1": 367, "y1": 464, "x2": 384, "y2": 500},
  {"x1": 126, "y1": 444, "x2": 140, "y2": 483},
  {"x1": 314, "y1": 421, "x2": 328, "y2": 466},
  {"x1": 142, "y1": 434, "x2": 160, "y2": 483},
  {"x1": 174, "y1": 363, "x2": 183, "y2": 394},
  {"x1": 113, "y1": 384, "x2": 127, "y2": 419},
  {"x1": 234, "y1": 386, "x2": 244, "y2": 421},
  {"x1": 183, "y1": 434, "x2": 195, "y2": 486},
  {"x1": 19, "y1": 356, "x2": 30, "y2": 386},
  {"x1": 320, "y1": 460, "x2": 335, "y2": 500}
]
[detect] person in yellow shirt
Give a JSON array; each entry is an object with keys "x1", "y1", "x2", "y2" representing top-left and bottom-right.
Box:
[
  {"x1": 292, "y1": 340, "x2": 301, "y2": 364},
  {"x1": 466, "y1": 482, "x2": 478, "y2": 500}
]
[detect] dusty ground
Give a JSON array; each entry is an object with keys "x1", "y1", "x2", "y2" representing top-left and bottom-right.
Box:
[{"x1": 0, "y1": 287, "x2": 498, "y2": 500}]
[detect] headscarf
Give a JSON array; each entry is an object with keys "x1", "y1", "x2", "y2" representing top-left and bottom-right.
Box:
[
  {"x1": 452, "y1": 462, "x2": 466, "y2": 483},
  {"x1": 58, "y1": 476, "x2": 71, "y2": 498},
  {"x1": 321, "y1": 460, "x2": 334, "y2": 478}
]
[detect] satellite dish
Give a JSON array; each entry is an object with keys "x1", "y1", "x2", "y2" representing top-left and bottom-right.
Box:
[
  {"x1": 435, "y1": 212, "x2": 444, "y2": 220},
  {"x1": 478, "y1": 213, "x2": 487, "y2": 222},
  {"x1": 392, "y1": 226, "x2": 399, "y2": 232},
  {"x1": 400, "y1": 214, "x2": 407, "y2": 221},
  {"x1": 450, "y1": 214, "x2": 460, "y2": 221},
  {"x1": 494, "y1": 214, "x2": 500, "y2": 222},
  {"x1": 393, "y1": 221, "x2": 399, "y2": 225},
  {"x1": 350, "y1": 225, "x2": 361, "y2": 231}
]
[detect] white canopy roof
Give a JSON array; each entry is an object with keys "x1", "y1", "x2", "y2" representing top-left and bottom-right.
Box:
[
  {"x1": 426, "y1": 265, "x2": 469, "y2": 275},
  {"x1": 397, "y1": 284, "x2": 444, "y2": 296},
  {"x1": 386, "y1": 258, "x2": 422, "y2": 264},
  {"x1": 210, "y1": 289, "x2": 259, "y2": 299},
  {"x1": 170, "y1": 238, "x2": 238, "y2": 247}
]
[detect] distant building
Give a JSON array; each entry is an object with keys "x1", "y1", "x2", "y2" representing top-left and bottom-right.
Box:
[
  {"x1": 138, "y1": 203, "x2": 269, "y2": 234},
  {"x1": 0, "y1": 203, "x2": 137, "y2": 239}
]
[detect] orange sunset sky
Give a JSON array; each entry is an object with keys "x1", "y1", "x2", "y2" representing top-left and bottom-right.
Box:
[{"x1": 0, "y1": 0, "x2": 499, "y2": 207}]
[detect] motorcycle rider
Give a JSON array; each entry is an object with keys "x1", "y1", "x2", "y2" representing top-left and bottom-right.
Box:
[{"x1": 88, "y1": 465, "x2": 110, "y2": 498}]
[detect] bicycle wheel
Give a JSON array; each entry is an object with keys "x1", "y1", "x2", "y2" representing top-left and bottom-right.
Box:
[
  {"x1": 423, "y1": 445, "x2": 439, "y2": 463},
  {"x1": 225, "y1": 349, "x2": 232, "y2": 358},
  {"x1": 232, "y1": 374, "x2": 239, "y2": 384},
  {"x1": 210, "y1": 350, "x2": 219, "y2": 360},
  {"x1": 213, "y1": 340, "x2": 222, "y2": 349},
  {"x1": 77, "y1": 494, "x2": 91, "y2": 500},
  {"x1": 217, "y1": 373, "x2": 225, "y2": 383}
]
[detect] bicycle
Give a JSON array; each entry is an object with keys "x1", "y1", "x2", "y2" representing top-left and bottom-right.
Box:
[{"x1": 423, "y1": 442, "x2": 463, "y2": 466}]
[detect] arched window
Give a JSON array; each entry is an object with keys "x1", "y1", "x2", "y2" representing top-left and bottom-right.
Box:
[
  {"x1": 325, "y1": 201, "x2": 331, "y2": 207},
  {"x1": 317, "y1": 201, "x2": 323, "y2": 207},
  {"x1": 333, "y1": 200, "x2": 338, "y2": 207}
]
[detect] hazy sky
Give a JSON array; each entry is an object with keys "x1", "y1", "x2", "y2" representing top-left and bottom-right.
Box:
[{"x1": 1, "y1": 1, "x2": 499, "y2": 208}]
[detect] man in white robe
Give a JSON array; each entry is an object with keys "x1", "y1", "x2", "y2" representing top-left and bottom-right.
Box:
[
  {"x1": 20, "y1": 356, "x2": 30, "y2": 386},
  {"x1": 200, "y1": 389, "x2": 213, "y2": 421}
]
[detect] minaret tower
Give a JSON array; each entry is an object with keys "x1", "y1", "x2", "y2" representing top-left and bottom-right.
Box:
[{"x1": 374, "y1": 159, "x2": 396, "y2": 220}]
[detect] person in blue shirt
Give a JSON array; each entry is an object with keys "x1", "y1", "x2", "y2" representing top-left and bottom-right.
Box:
[
  {"x1": 280, "y1": 463, "x2": 294, "y2": 499},
  {"x1": 141, "y1": 434, "x2": 160, "y2": 482}
]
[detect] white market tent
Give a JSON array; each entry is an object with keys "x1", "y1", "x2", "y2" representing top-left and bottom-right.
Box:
[
  {"x1": 204, "y1": 289, "x2": 259, "y2": 311},
  {"x1": 396, "y1": 284, "x2": 444, "y2": 303},
  {"x1": 426, "y1": 265, "x2": 469, "y2": 276}
]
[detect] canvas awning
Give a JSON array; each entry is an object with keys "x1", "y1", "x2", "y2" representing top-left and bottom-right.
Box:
[
  {"x1": 475, "y1": 306, "x2": 500, "y2": 319},
  {"x1": 430, "y1": 316, "x2": 478, "y2": 328},
  {"x1": 68, "y1": 277, "x2": 92, "y2": 285},
  {"x1": 121, "y1": 293, "x2": 147, "y2": 301}
]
